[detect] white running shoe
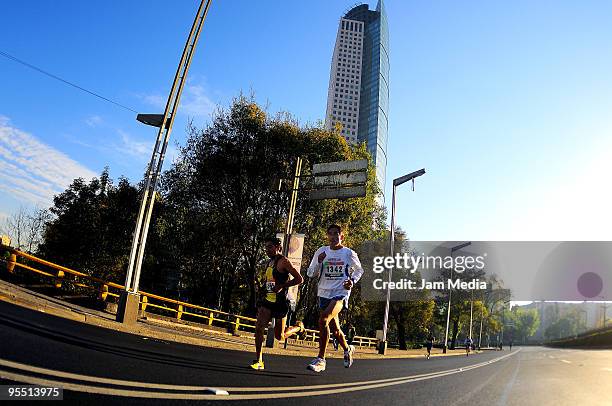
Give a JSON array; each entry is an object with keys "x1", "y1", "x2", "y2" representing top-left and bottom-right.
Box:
[
  {"x1": 307, "y1": 357, "x2": 326, "y2": 372},
  {"x1": 344, "y1": 345, "x2": 355, "y2": 368}
]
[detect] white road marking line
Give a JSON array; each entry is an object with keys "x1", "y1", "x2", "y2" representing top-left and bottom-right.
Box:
[
  {"x1": 0, "y1": 358, "x2": 223, "y2": 392},
  {"x1": 602, "y1": 368, "x2": 612, "y2": 372},
  {"x1": 497, "y1": 351, "x2": 521, "y2": 406},
  {"x1": 0, "y1": 350, "x2": 522, "y2": 400},
  {"x1": 560, "y1": 360, "x2": 572, "y2": 364}
]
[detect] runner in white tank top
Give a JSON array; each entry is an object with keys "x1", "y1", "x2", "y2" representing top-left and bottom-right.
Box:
[{"x1": 305, "y1": 224, "x2": 364, "y2": 372}]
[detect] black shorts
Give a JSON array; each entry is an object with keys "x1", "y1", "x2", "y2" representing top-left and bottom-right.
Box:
[{"x1": 258, "y1": 298, "x2": 289, "y2": 319}]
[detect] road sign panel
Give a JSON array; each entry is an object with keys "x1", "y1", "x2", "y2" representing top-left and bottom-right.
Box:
[
  {"x1": 307, "y1": 185, "x2": 366, "y2": 200},
  {"x1": 312, "y1": 159, "x2": 368, "y2": 175},
  {"x1": 313, "y1": 171, "x2": 366, "y2": 187}
]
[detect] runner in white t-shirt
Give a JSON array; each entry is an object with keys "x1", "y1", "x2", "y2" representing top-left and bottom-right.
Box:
[{"x1": 305, "y1": 224, "x2": 364, "y2": 372}]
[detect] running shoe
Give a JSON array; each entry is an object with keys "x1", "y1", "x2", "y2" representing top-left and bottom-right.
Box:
[
  {"x1": 250, "y1": 360, "x2": 265, "y2": 370},
  {"x1": 307, "y1": 357, "x2": 326, "y2": 372},
  {"x1": 344, "y1": 345, "x2": 355, "y2": 368}
]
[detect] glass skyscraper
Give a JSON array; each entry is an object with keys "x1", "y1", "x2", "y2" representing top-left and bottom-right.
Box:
[{"x1": 324, "y1": 0, "x2": 390, "y2": 197}]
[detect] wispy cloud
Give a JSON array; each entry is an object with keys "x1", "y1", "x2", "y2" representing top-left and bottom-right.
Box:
[
  {"x1": 180, "y1": 83, "x2": 216, "y2": 118},
  {"x1": 0, "y1": 116, "x2": 96, "y2": 207},
  {"x1": 84, "y1": 115, "x2": 103, "y2": 127},
  {"x1": 142, "y1": 94, "x2": 166, "y2": 110},
  {"x1": 137, "y1": 80, "x2": 216, "y2": 120},
  {"x1": 117, "y1": 130, "x2": 151, "y2": 158}
]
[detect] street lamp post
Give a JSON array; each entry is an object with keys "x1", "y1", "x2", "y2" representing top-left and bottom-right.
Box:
[
  {"x1": 378, "y1": 168, "x2": 425, "y2": 355},
  {"x1": 443, "y1": 241, "x2": 471, "y2": 354},
  {"x1": 478, "y1": 302, "x2": 484, "y2": 350},
  {"x1": 116, "y1": 0, "x2": 213, "y2": 325},
  {"x1": 469, "y1": 289, "x2": 474, "y2": 342}
]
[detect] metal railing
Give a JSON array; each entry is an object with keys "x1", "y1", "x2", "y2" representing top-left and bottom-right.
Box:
[
  {"x1": 1, "y1": 246, "x2": 378, "y2": 348},
  {"x1": 1, "y1": 246, "x2": 257, "y2": 332}
]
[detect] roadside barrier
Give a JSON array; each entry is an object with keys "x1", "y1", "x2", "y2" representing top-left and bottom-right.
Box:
[{"x1": 1, "y1": 246, "x2": 378, "y2": 348}]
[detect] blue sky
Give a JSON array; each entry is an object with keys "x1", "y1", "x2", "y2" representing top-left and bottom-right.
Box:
[{"x1": 1, "y1": 0, "x2": 612, "y2": 241}]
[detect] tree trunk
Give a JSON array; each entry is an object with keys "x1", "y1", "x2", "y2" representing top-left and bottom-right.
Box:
[
  {"x1": 451, "y1": 319, "x2": 459, "y2": 349},
  {"x1": 222, "y1": 273, "x2": 235, "y2": 312},
  {"x1": 397, "y1": 320, "x2": 407, "y2": 350}
]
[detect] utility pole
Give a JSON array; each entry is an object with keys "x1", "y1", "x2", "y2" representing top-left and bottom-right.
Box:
[
  {"x1": 117, "y1": 0, "x2": 213, "y2": 324},
  {"x1": 267, "y1": 157, "x2": 302, "y2": 348}
]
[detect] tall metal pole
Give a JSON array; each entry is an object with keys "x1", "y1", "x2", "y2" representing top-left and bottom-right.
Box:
[
  {"x1": 478, "y1": 305, "x2": 484, "y2": 350},
  {"x1": 443, "y1": 254, "x2": 454, "y2": 354},
  {"x1": 379, "y1": 183, "x2": 396, "y2": 354},
  {"x1": 284, "y1": 157, "x2": 303, "y2": 250},
  {"x1": 469, "y1": 289, "x2": 474, "y2": 341},
  {"x1": 501, "y1": 302, "x2": 506, "y2": 347},
  {"x1": 118, "y1": 0, "x2": 213, "y2": 323},
  {"x1": 378, "y1": 168, "x2": 425, "y2": 355},
  {"x1": 269, "y1": 157, "x2": 302, "y2": 349}
]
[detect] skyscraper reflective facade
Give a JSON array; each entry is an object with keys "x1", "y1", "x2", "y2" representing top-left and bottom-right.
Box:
[{"x1": 325, "y1": 1, "x2": 390, "y2": 197}]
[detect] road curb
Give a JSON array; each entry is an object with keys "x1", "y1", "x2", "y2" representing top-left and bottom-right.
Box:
[{"x1": 0, "y1": 279, "x2": 479, "y2": 360}]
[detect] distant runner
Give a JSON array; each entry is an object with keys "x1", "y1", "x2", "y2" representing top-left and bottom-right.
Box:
[
  {"x1": 465, "y1": 337, "x2": 473, "y2": 356},
  {"x1": 347, "y1": 324, "x2": 356, "y2": 345},
  {"x1": 426, "y1": 334, "x2": 434, "y2": 359},
  {"x1": 306, "y1": 224, "x2": 364, "y2": 372},
  {"x1": 251, "y1": 237, "x2": 304, "y2": 370}
]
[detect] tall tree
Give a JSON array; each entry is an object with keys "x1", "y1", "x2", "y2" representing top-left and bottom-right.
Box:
[
  {"x1": 1, "y1": 206, "x2": 50, "y2": 252},
  {"x1": 160, "y1": 96, "x2": 386, "y2": 317},
  {"x1": 38, "y1": 169, "x2": 143, "y2": 285}
]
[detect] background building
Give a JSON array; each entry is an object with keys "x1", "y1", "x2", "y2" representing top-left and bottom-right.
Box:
[{"x1": 325, "y1": 1, "x2": 390, "y2": 198}]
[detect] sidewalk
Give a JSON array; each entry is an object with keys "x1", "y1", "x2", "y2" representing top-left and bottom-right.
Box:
[{"x1": 0, "y1": 279, "x2": 474, "y2": 359}]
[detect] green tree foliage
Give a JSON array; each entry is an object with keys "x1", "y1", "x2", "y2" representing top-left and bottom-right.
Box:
[
  {"x1": 435, "y1": 263, "x2": 487, "y2": 348},
  {"x1": 544, "y1": 308, "x2": 585, "y2": 340},
  {"x1": 37, "y1": 168, "x2": 142, "y2": 286},
  {"x1": 353, "y1": 228, "x2": 436, "y2": 348},
  {"x1": 159, "y1": 96, "x2": 386, "y2": 317},
  {"x1": 506, "y1": 307, "x2": 540, "y2": 344},
  {"x1": 26, "y1": 96, "x2": 386, "y2": 333}
]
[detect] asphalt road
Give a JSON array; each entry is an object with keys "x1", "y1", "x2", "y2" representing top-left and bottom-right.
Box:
[{"x1": 0, "y1": 300, "x2": 610, "y2": 405}]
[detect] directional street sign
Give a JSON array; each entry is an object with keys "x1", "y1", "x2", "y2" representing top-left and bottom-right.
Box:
[
  {"x1": 312, "y1": 159, "x2": 368, "y2": 175},
  {"x1": 307, "y1": 159, "x2": 368, "y2": 201},
  {"x1": 308, "y1": 186, "x2": 366, "y2": 200},
  {"x1": 313, "y1": 172, "x2": 367, "y2": 187}
]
